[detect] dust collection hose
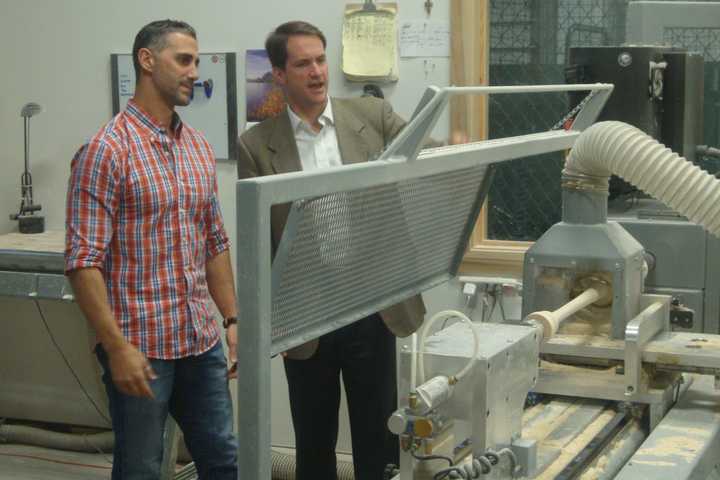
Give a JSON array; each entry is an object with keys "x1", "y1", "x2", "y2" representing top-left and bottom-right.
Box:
[
  {"x1": 565, "y1": 121, "x2": 720, "y2": 238},
  {"x1": 417, "y1": 310, "x2": 480, "y2": 385},
  {"x1": 0, "y1": 423, "x2": 355, "y2": 480}
]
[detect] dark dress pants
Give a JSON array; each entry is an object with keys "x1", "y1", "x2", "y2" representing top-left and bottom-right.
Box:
[{"x1": 283, "y1": 313, "x2": 399, "y2": 480}]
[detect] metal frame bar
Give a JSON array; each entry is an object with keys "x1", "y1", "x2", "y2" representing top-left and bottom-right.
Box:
[
  {"x1": 235, "y1": 84, "x2": 613, "y2": 479},
  {"x1": 624, "y1": 295, "x2": 670, "y2": 397},
  {"x1": 380, "y1": 83, "x2": 613, "y2": 162},
  {"x1": 0, "y1": 250, "x2": 65, "y2": 274},
  {"x1": 616, "y1": 375, "x2": 720, "y2": 480},
  {"x1": 236, "y1": 181, "x2": 273, "y2": 480}
]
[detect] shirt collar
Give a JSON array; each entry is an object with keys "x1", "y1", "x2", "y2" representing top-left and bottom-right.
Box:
[
  {"x1": 126, "y1": 98, "x2": 184, "y2": 138},
  {"x1": 287, "y1": 99, "x2": 334, "y2": 134}
]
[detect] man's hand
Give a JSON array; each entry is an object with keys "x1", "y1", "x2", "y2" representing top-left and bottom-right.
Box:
[
  {"x1": 226, "y1": 325, "x2": 238, "y2": 379},
  {"x1": 107, "y1": 342, "x2": 156, "y2": 398}
]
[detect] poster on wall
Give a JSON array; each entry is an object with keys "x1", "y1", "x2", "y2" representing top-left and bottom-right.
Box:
[
  {"x1": 245, "y1": 49, "x2": 285, "y2": 125},
  {"x1": 110, "y1": 53, "x2": 238, "y2": 160}
]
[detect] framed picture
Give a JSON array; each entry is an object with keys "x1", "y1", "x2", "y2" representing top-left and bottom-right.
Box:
[{"x1": 246, "y1": 49, "x2": 285, "y2": 123}]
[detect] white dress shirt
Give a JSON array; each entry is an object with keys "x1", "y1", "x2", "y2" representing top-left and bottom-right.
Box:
[
  {"x1": 287, "y1": 101, "x2": 343, "y2": 171},
  {"x1": 288, "y1": 101, "x2": 351, "y2": 265}
]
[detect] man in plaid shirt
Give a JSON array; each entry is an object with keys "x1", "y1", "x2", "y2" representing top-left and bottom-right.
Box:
[{"x1": 65, "y1": 20, "x2": 238, "y2": 479}]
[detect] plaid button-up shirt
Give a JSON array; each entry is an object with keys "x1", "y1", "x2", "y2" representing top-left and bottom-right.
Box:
[{"x1": 65, "y1": 99, "x2": 229, "y2": 359}]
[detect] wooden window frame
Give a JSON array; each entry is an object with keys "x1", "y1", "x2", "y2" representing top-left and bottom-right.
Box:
[{"x1": 450, "y1": 0, "x2": 530, "y2": 277}]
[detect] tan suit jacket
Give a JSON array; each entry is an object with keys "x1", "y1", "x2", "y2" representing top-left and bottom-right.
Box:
[{"x1": 237, "y1": 97, "x2": 426, "y2": 359}]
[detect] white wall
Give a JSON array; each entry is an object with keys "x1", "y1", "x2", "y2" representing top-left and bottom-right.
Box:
[{"x1": 1, "y1": 0, "x2": 451, "y2": 452}]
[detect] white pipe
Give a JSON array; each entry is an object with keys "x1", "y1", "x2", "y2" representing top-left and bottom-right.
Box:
[
  {"x1": 417, "y1": 310, "x2": 480, "y2": 385},
  {"x1": 527, "y1": 287, "x2": 601, "y2": 341},
  {"x1": 554, "y1": 288, "x2": 601, "y2": 321},
  {"x1": 565, "y1": 121, "x2": 720, "y2": 238}
]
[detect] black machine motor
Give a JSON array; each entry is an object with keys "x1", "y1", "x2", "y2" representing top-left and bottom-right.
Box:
[{"x1": 567, "y1": 46, "x2": 704, "y2": 198}]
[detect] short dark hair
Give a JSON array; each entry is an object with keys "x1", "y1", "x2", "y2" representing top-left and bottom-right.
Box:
[
  {"x1": 132, "y1": 19, "x2": 197, "y2": 81},
  {"x1": 265, "y1": 21, "x2": 327, "y2": 69}
]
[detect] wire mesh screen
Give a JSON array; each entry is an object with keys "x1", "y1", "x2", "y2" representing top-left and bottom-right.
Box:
[
  {"x1": 271, "y1": 166, "x2": 489, "y2": 349},
  {"x1": 488, "y1": 0, "x2": 720, "y2": 240},
  {"x1": 488, "y1": 0, "x2": 629, "y2": 240}
]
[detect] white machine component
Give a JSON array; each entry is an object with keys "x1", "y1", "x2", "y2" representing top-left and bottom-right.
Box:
[{"x1": 391, "y1": 320, "x2": 539, "y2": 479}]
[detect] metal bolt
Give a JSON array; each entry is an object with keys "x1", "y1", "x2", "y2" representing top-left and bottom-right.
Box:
[{"x1": 618, "y1": 51, "x2": 633, "y2": 67}]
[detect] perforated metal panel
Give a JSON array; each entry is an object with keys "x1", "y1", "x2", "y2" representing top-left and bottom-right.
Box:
[{"x1": 271, "y1": 166, "x2": 489, "y2": 352}]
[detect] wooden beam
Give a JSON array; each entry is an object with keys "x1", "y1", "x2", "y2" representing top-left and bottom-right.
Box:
[{"x1": 450, "y1": 0, "x2": 489, "y2": 142}]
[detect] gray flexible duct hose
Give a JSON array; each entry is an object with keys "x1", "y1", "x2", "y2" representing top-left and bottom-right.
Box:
[
  {"x1": 565, "y1": 121, "x2": 720, "y2": 238},
  {"x1": 0, "y1": 424, "x2": 113, "y2": 453},
  {"x1": 178, "y1": 451, "x2": 356, "y2": 480},
  {"x1": 0, "y1": 423, "x2": 356, "y2": 480},
  {"x1": 270, "y1": 450, "x2": 355, "y2": 480}
]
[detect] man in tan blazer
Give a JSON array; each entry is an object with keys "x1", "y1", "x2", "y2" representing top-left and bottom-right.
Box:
[{"x1": 237, "y1": 21, "x2": 425, "y2": 480}]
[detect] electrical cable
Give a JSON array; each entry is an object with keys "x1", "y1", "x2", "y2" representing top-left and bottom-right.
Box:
[
  {"x1": 432, "y1": 456, "x2": 492, "y2": 480},
  {"x1": 444, "y1": 294, "x2": 477, "y2": 330},
  {"x1": 498, "y1": 287, "x2": 508, "y2": 323},
  {"x1": 431, "y1": 448, "x2": 518, "y2": 480},
  {"x1": 411, "y1": 450, "x2": 454, "y2": 467},
  {"x1": 440, "y1": 314, "x2": 452, "y2": 330},
  {"x1": 484, "y1": 288, "x2": 498, "y2": 323},
  {"x1": 33, "y1": 300, "x2": 112, "y2": 425}
]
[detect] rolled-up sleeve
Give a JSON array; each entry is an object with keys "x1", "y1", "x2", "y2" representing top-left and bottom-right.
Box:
[
  {"x1": 204, "y1": 172, "x2": 230, "y2": 259},
  {"x1": 64, "y1": 139, "x2": 120, "y2": 274}
]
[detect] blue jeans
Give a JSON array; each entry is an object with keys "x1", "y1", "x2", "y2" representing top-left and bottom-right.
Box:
[{"x1": 97, "y1": 341, "x2": 237, "y2": 480}]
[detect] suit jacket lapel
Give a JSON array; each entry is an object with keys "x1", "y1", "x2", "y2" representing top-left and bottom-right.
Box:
[
  {"x1": 268, "y1": 110, "x2": 302, "y2": 174},
  {"x1": 332, "y1": 99, "x2": 369, "y2": 165}
]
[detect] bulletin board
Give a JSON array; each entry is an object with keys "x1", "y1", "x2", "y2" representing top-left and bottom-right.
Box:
[{"x1": 110, "y1": 52, "x2": 238, "y2": 160}]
